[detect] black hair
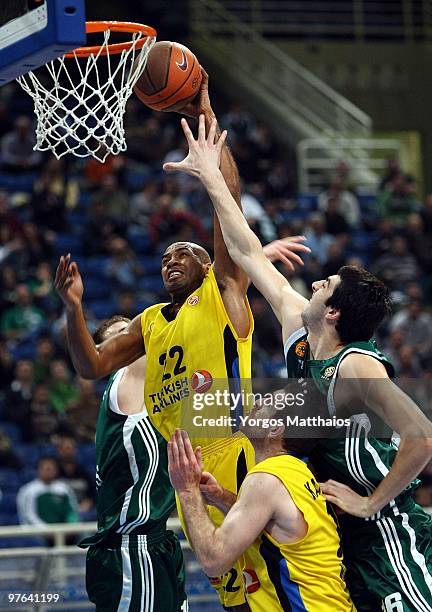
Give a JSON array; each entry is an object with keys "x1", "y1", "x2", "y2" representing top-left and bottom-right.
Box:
[
  {"x1": 326, "y1": 266, "x2": 392, "y2": 343},
  {"x1": 93, "y1": 315, "x2": 131, "y2": 345}
]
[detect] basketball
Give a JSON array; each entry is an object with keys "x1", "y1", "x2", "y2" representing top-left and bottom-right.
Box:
[
  {"x1": 191, "y1": 370, "x2": 213, "y2": 393},
  {"x1": 133, "y1": 41, "x2": 202, "y2": 112}
]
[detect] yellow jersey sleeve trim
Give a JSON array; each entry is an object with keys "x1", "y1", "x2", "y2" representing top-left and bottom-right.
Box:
[
  {"x1": 140, "y1": 303, "x2": 167, "y2": 349},
  {"x1": 208, "y1": 265, "x2": 254, "y2": 343}
]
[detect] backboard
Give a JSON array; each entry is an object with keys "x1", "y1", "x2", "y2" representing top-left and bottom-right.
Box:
[{"x1": 0, "y1": 0, "x2": 86, "y2": 85}]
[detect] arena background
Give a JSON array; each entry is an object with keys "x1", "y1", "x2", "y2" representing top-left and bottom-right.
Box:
[{"x1": 0, "y1": 1, "x2": 431, "y2": 609}]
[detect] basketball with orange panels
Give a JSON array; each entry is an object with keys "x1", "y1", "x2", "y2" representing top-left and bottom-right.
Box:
[{"x1": 134, "y1": 41, "x2": 202, "y2": 112}]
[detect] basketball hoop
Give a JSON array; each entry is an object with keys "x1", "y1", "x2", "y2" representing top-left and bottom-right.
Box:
[{"x1": 17, "y1": 21, "x2": 157, "y2": 162}]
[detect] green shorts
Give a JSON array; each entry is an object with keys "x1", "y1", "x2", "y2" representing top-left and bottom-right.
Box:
[
  {"x1": 85, "y1": 530, "x2": 187, "y2": 612},
  {"x1": 340, "y1": 497, "x2": 432, "y2": 611}
]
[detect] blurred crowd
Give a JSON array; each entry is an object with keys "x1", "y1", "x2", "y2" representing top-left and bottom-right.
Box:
[{"x1": 0, "y1": 78, "x2": 431, "y2": 521}]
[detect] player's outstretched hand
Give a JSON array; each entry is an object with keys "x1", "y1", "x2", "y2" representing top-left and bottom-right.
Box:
[
  {"x1": 320, "y1": 479, "x2": 373, "y2": 518},
  {"x1": 54, "y1": 254, "x2": 84, "y2": 309},
  {"x1": 168, "y1": 429, "x2": 203, "y2": 494},
  {"x1": 263, "y1": 236, "x2": 311, "y2": 271},
  {"x1": 179, "y1": 68, "x2": 213, "y2": 120},
  {"x1": 163, "y1": 114, "x2": 227, "y2": 180}
]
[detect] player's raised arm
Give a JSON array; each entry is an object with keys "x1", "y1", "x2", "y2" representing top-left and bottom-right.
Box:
[
  {"x1": 179, "y1": 71, "x2": 250, "y2": 337},
  {"x1": 322, "y1": 354, "x2": 432, "y2": 518},
  {"x1": 179, "y1": 71, "x2": 246, "y2": 285},
  {"x1": 55, "y1": 254, "x2": 145, "y2": 379},
  {"x1": 164, "y1": 115, "x2": 310, "y2": 339},
  {"x1": 168, "y1": 430, "x2": 275, "y2": 576}
]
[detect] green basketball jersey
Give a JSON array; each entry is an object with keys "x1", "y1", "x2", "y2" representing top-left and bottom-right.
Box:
[
  {"x1": 80, "y1": 369, "x2": 175, "y2": 547},
  {"x1": 284, "y1": 327, "x2": 419, "y2": 520}
]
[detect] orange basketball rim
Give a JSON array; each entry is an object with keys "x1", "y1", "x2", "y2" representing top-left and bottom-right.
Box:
[{"x1": 66, "y1": 21, "x2": 157, "y2": 58}]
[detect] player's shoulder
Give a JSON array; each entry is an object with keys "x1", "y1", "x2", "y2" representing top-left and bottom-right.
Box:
[
  {"x1": 243, "y1": 467, "x2": 288, "y2": 497},
  {"x1": 142, "y1": 302, "x2": 168, "y2": 316},
  {"x1": 140, "y1": 302, "x2": 169, "y2": 325},
  {"x1": 338, "y1": 352, "x2": 389, "y2": 379}
]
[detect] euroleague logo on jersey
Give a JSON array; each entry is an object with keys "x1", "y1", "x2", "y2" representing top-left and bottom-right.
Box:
[
  {"x1": 242, "y1": 569, "x2": 260, "y2": 593},
  {"x1": 295, "y1": 341, "x2": 307, "y2": 358},
  {"x1": 187, "y1": 295, "x2": 199, "y2": 306},
  {"x1": 191, "y1": 369, "x2": 213, "y2": 393}
]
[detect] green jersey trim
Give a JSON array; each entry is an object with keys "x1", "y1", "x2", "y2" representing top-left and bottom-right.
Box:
[
  {"x1": 328, "y1": 346, "x2": 396, "y2": 521},
  {"x1": 112, "y1": 372, "x2": 160, "y2": 535},
  {"x1": 283, "y1": 326, "x2": 307, "y2": 362},
  {"x1": 377, "y1": 513, "x2": 432, "y2": 612},
  {"x1": 327, "y1": 346, "x2": 391, "y2": 417}
]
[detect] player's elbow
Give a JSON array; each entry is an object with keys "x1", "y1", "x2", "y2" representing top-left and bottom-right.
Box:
[
  {"x1": 421, "y1": 435, "x2": 432, "y2": 459},
  {"x1": 202, "y1": 556, "x2": 232, "y2": 578},
  {"x1": 200, "y1": 545, "x2": 233, "y2": 577},
  {"x1": 74, "y1": 359, "x2": 105, "y2": 381},
  {"x1": 402, "y1": 432, "x2": 432, "y2": 460},
  {"x1": 74, "y1": 363, "x2": 99, "y2": 380}
]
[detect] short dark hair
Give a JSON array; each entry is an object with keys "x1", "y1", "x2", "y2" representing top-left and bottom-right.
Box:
[
  {"x1": 166, "y1": 242, "x2": 211, "y2": 265},
  {"x1": 326, "y1": 266, "x2": 392, "y2": 343},
  {"x1": 93, "y1": 315, "x2": 131, "y2": 345}
]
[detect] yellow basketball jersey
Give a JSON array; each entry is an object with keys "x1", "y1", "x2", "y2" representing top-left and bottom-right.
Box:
[
  {"x1": 140, "y1": 266, "x2": 253, "y2": 447},
  {"x1": 242, "y1": 455, "x2": 355, "y2": 611}
]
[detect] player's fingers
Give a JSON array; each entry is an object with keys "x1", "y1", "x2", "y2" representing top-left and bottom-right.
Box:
[
  {"x1": 278, "y1": 255, "x2": 295, "y2": 271},
  {"x1": 326, "y1": 479, "x2": 343, "y2": 488},
  {"x1": 163, "y1": 162, "x2": 180, "y2": 173},
  {"x1": 181, "y1": 430, "x2": 196, "y2": 463},
  {"x1": 195, "y1": 446, "x2": 203, "y2": 470},
  {"x1": 57, "y1": 271, "x2": 73, "y2": 291},
  {"x1": 61, "y1": 278, "x2": 74, "y2": 291},
  {"x1": 319, "y1": 482, "x2": 331, "y2": 494},
  {"x1": 175, "y1": 429, "x2": 187, "y2": 463},
  {"x1": 320, "y1": 482, "x2": 340, "y2": 496},
  {"x1": 70, "y1": 262, "x2": 79, "y2": 277},
  {"x1": 167, "y1": 441, "x2": 174, "y2": 468},
  {"x1": 217, "y1": 130, "x2": 227, "y2": 153},
  {"x1": 180, "y1": 118, "x2": 195, "y2": 146},
  {"x1": 321, "y1": 494, "x2": 341, "y2": 507},
  {"x1": 170, "y1": 435, "x2": 180, "y2": 467},
  {"x1": 197, "y1": 114, "x2": 206, "y2": 144},
  {"x1": 207, "y1": 118, "x2": 217, "y2": 146},
  {"x1": 280, "y1": 242, "x2": 311, "y2": 253},
  {"x1": 55, "y1": 254, "x2": 70, "y2": 280},
  {"x1": 200, "y1": 67, "x2": 209, "y2": 86},
  {"x1": 280, "y1": 249, "x2": 304, "y2": 266},
  {"x1": 283, "y1": 235, "x2": 306, "y2": 243},
  {"x1": 54, "y1": 256, "x2": 65, "y2": 286}
]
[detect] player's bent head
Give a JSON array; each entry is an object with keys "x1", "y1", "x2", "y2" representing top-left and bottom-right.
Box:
[
  {"x1": 240, "y1": 393, "x2": 287, "y2": 445},
  {"x1": 326, "y1": 265, "x2": 392, "y2": 343},
  {"x1": 241, "y1": 391, "x2": 319, "y2": 457},
  {"x1": 161, "y1": 242, "x2": 211, "y2": 295},
  {"x1": 93, "y1": 315, "x2": 131, "y2": 344}
]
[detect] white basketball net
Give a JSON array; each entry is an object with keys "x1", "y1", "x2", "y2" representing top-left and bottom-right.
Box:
[{"x1": 17, "y1": 29, "x2": 155, "y2": 162}]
